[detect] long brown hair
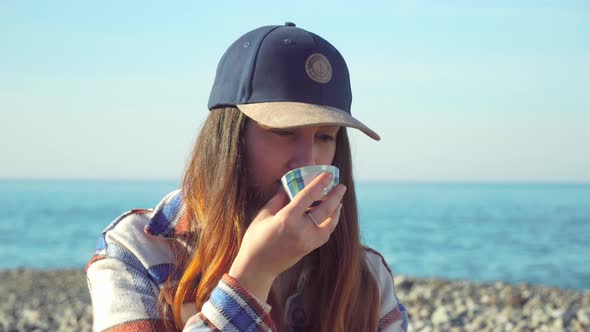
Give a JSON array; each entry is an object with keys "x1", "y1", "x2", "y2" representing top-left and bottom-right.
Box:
[{"x1": 160, "y1": 107, "x2": 380, "y2": 331}]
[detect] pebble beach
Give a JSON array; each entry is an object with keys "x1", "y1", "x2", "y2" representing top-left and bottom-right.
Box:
[{"x1": 1, "y1": 269, "x2": 588, "y2": 332}]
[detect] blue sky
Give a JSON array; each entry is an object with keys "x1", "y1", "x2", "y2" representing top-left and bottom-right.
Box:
[{"x1": 1, "y1": 0, "x2": 589, "y2": 182}]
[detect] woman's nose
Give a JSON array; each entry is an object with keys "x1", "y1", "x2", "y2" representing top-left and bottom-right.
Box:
[{"x1": 287, "y1": 141, "x2": 316, "y2": 170}]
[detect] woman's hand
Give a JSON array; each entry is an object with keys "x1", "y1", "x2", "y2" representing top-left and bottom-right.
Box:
[{"x1": 228, "y1": 172, "x2": 346, "y2": 302}]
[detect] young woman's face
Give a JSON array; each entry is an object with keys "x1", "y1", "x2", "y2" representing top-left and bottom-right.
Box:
[{"x1": 243, "y1": 120, "x2": 340, "y2": 205}]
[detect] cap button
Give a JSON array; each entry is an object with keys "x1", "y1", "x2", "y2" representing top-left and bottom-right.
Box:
[{"x1": 284, "y1": 22, "x2": 296, "y2": 27}]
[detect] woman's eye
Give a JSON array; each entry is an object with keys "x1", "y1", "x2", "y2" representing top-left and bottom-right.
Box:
[{"x1": 317, "y1": 134, "x2": 335, "y2": 142}]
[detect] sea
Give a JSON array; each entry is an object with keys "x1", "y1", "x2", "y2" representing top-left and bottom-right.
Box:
[{"x1": 1, "y1": 179, "x2": 589, "y2": 291}]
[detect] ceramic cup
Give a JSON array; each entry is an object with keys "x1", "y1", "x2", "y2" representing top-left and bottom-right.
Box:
[{"x1": 281, "y1": 165, "x2": 340, "y2": 205}]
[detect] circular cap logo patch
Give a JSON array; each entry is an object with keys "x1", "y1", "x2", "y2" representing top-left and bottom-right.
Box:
[{"x1": 305, "y1": 53, "x2": 332, "y2": 84}]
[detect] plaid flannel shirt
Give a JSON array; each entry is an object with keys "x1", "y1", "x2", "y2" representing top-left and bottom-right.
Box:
[{"x1": 86, "y1": 190, "x2": 408, "y2": 331}]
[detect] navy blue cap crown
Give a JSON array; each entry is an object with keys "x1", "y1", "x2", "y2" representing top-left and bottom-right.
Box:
[{"x1": 208, "y1": 23, "x2": 352, "y2": 114}]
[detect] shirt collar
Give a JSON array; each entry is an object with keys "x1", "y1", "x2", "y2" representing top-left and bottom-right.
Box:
[{"x1": 144, "y1": 189, "x2": 191, "y2": 238}]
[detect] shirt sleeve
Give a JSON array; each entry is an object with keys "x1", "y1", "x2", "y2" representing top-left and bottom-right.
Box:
[
  {"x1": 87, "y1": 258, "x2": 276, "y2": 332},
  {"x1": 85, "y1": 209, "x2": 176, "y2": 331},
  {"x1": 183, "y1": 274, "x2": 276, "y2": 331},
  {"x1": 86, "y1": 212, "x2": 277, "y2": 332},
  {"x1": 86, "y1": 255, "x2": 171, "y2": 331}
]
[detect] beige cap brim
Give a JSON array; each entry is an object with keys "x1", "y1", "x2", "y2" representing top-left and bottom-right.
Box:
[{"x1": 237, "y1": 102, "x2": 380, "y2": 141}]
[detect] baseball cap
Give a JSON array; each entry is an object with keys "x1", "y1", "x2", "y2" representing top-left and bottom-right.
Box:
[{"x1": 208, "y1": 22, "x2": 380, "y2": 141}]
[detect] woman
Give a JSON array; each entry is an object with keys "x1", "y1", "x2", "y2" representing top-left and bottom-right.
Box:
[{"x1": 86, "y1": 22, "x2": 408, "y2": 332}]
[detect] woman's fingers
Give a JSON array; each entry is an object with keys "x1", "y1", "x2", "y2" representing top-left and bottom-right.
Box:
[
  {"x1": 256, "y1": 189, "x2": 288, "y2": 220},
  {"x1": 286, "y1": 172, "x2": 341, "y2": 214},
  {"x1": 317, "y1": 202, "x2": 342, "y2": 233},
  {"x1": 306, "y1": 184, "x2": 346, "y2": 224},
  {"x1": 289, "y1": 173, "x2": 333, "y2": 211},
  {"x1": 231, "y1": 173, "x2": 346, "y2": 292}
]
